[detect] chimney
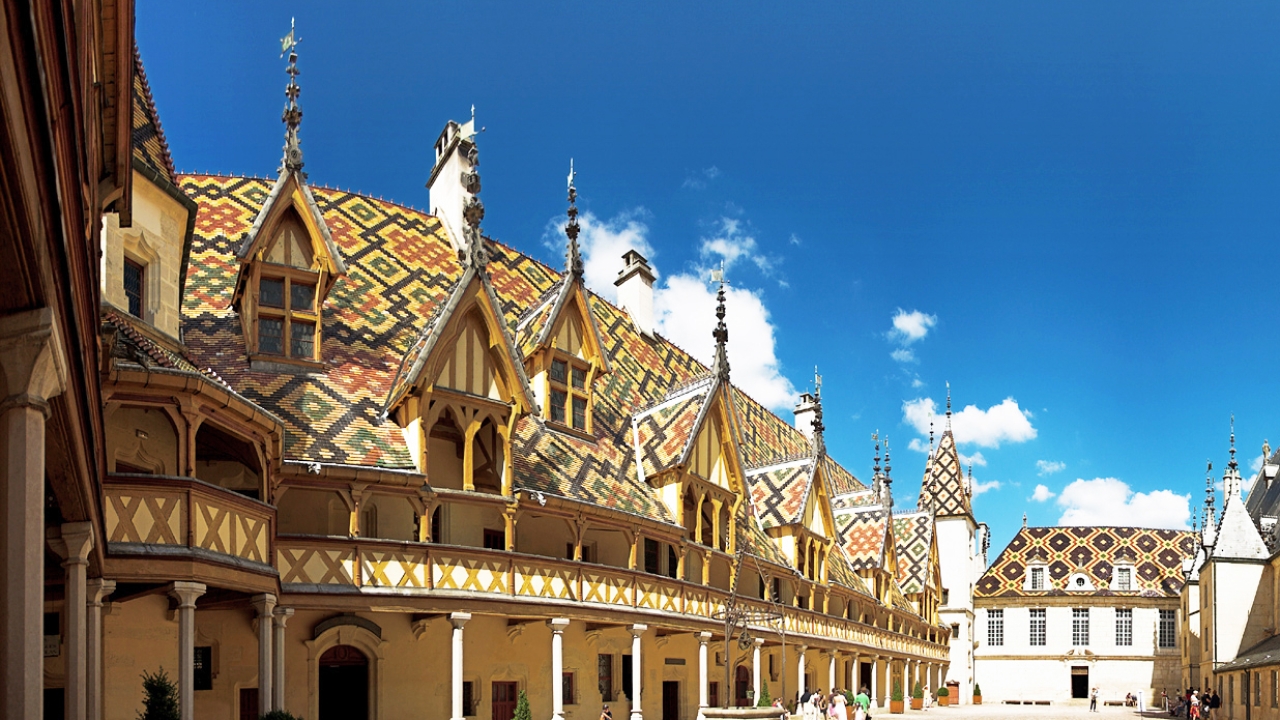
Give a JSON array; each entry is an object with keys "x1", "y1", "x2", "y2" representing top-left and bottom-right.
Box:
[
  {"x1": 614, "y1": 250, "x2": 656, "y2": 337},
  {"x1": 426, "y1": 116, "x2": 480, "y2": 253},
  {"x1": 793, "y1": 392, "x2": 818, "y2": 440}
]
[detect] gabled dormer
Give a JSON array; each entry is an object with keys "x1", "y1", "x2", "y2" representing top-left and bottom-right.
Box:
[
  {"x1": 517, "y1": 167, "x2": 611, "y2": 436},
  {"x1": 231, "y1": 39, "x2": 345, "y2": 368}
]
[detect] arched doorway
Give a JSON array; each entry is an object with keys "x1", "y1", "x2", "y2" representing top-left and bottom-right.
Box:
[
  {"x1": 319, "y1": 645, "x2": 369, "y2": 720},
  {"x1": 735, "y1": 664, "x2": 751, "y2": 706}
]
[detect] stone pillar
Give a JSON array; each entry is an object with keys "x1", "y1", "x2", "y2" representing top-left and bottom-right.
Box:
[
  {"x1": 629, "y1": 624, "x2": 647, "y2": 720},
  {"x1": 252, "y1": 594, "x2": 277, "y2": 717},
  {"x1": 169, "y1": 582, "x2": 206, "y2": 720},
  {"x1": 874, "y1": 658, "x2": 887, "y2": 708},
  {"x1": 450, "y1": 612, "x2": 471, "y2": 720},
  {"x1": 273, "y1": 607, "x2": 293, "y2": 711},
  {"x1": 752, "y1": 638, "x2": 764, "y2": 706},
  {"x1": 49, "y1": 522, "x2": 94, "y2": 720},
  {"x1": 697, "y1": 631, "x2": 711, "y2": 715},
  {"x1": 0, "y1": 307, "x2": 66, "y2": 720},
  {"x1": 550, "y1": 618, "x2": 570, "y2": 720},
  {"x1": 797, "y1": 645, "x2": 807, "y2": 699},
  {"x1": 87, "y1": 579, "x2": 115, "y2": 720},
  {"x1": 828, "y1": 652, "x2": 837, "y2": 693}
]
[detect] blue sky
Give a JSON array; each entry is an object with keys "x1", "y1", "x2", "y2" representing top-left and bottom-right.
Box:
[{"x1": 138, "y1": 2, "x2": 1280, "y2": 556}]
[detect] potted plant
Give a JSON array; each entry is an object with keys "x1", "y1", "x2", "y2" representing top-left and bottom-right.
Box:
[
  {"x1": 513, "y1": 690, "x2": 532, "y2": 720},
  {"x1": 890, "y1": 680, "x2": 905, "y2": 714},
  {"x1": 138, "y1": 669, "x2": 180, "y2": 720},
  {"x1": 973, "y1": 683, "x2": 983, "y2": 706},
  {"x1": 937, "y1": 685, "x2": 950, "y2": 707},
  {"x1": 911, "y1": 682, "x2": 924, "y2": 710},
  {"x1": 756, "y1": 683, "x2": 772, "y2": 708}
]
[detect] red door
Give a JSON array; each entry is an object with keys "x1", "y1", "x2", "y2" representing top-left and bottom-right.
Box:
[
  {"x1": 736, "y1": 665, "x2": 751, "y2": 706},
  {"x1": 493, "y1": 681, "x2": 518, "y2": 720},
  {"x1": 239, "y1": 688, "x2": 259, "y2": 720}
]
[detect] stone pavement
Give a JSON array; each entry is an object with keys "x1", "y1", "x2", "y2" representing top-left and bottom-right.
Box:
[{"x1": 867, "y1": 703, "x2": 1158, "y2": 720}]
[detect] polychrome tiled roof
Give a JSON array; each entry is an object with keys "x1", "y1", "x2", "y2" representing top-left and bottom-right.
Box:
[
  {"x1": 975, "y1": 526, "x2": 1197, "y2": 599},
  {"x1": 917, "y1": 428, "x2": 970, "y2": 518},
  {"x1": 837, "y1": 505, "x2": 890, "y2": 571},
  {"x1": 829, "y1": 546, "x2": 874, "y2": 597},
  {"x1": 104, "y1": 309, "x2": 201, "y2": 374},
  {"x1": 746, "y1": 458, "x2": 814, "y2": 530},
  {"x1": 893, "y1": 512, "x2": 935, "y2": 595},
  {"x1": 132, "y1": 47, "x2": 175, "y2": 183}
]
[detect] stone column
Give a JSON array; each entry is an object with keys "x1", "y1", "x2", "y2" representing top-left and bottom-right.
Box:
[
  {"x1": 874, "y1": 657, "x2": 887, "y2": 708},
  {"x1": 697, "y1": 631, "x2": 711, "y2": 715},
  {"x1": 169, "y1": 582, "x2": 206, "y2": 720},
  {"x1": 752, "y1": 638, "x2": 764, "y2": 706},
  {"x1": 0, "y1": 307, "x2": 66, "y2": 720},
  {"x1": 828, "y1": 651, "x2": 837, "y2": 693},
  {"x1": 450, "y1": 612, "x2": 471, "y2": 720},
  {"x1": 629, "y1": 624, "x2": 647, "y2": 720},
  {"x1": 273, "y1": 607, "x2": 293, "y2": 711},
  {"x1": 50, "y1": 522, "x2": 94, "y2": 720},
  {"x1": 550, "y1": 618, "x2": 570, "y2": 720},
  {"x1": 87, "y1": 579, "x2": 115, "y2": 720},
  {"x1": 797, "y1": 645, "x2": 807, "y2": 699},
  {"x1": 252, "y1": 594, "x2": 277, "y2": 717}
]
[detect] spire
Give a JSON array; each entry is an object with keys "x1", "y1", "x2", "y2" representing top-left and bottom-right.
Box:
[
  {"x1": 810, "y1": 368, "x2": 825, "y2": 454},
  {"x1": 883, "y1": 436, "x2": 894, "y2": 508},
  {"x1": 710, "y1": 263, "x2": 730, "y2": 382},
  {"x1": 1228, "y1": 415, "x2": 1238, "y2": 475},
  {"x1": 280, "y1": 19, "x2": 304, "y2": 174},
  {"x1": 459, "y1": 122, "x2": 487, "y2": 268},
  {"x1": 967, "y1": 463, "x2": 974, "y2": 497},
  {"x1": 1203, "y1": 459, "x2": 1216, "y2": 542},
  {"x1": 1213, "y1": 421, "x2": 1269, "y2": 560},
  {"x1": 945, "y1": 382, "x2": 953, "y2": 431},
  {"x1": 872, "y1": 431, "x2": 881, "y2": 476},
  {"x1": 565, "y1": 160, "x2": 583, "y2": 279},
  {"x1": 929, "y1": 416, "x2": 935, "y2": 457}
]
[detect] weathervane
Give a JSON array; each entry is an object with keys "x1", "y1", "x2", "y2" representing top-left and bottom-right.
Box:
[
  {"x1": 565, "y1": 159, "x2": 583, "y2": 278},
  {"x1": 279, "y1": 18, "x2": 305, "y2": 173}
]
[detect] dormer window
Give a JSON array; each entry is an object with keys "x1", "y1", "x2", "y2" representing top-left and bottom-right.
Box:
[
  {"x1": 548, "y1": 354, "x2": 591, "y2": 431},
  {"x1": 1029, "y1": 566, "x2": 1045, "y2": 591},
  {"x1": 248, "y1": 210, "x2": 323, "y2": 363},
  {"x1": 1115, "y1": 566, "x2": 1132, "y2": 591},
  {"x1": 123, "y1": 258, "x2": 146, "y2": 318}
]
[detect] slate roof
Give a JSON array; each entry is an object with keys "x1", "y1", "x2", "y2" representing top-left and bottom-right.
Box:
[
  {"x1": 975, "y1": 526, "x2": 1197, "y2": 599},
  {"x1": 131, "y1": 47, "x2": 175, "y2": 183},
  {"x1": 893, "y1": 512, "x2": 935, "y2": 595}
]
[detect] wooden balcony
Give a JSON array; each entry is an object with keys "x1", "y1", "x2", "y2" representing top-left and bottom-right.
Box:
[
  {"x1": 102, "y1": 474, "x2": 277, "y2": 590},
  {"x1": 275, "y1": 535, "x2": 949, "y2": 661}
]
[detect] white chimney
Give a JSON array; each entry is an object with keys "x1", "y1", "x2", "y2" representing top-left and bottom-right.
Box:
[
  {"x1": 426, "y1": 116, "x2": 480, "y2": 253},
  {"x1": 614, "y1": 250, "x2": 656, "y2": 337},
  {"x1": 793, "y1": 392, "x2": 818, "y2": 440}
]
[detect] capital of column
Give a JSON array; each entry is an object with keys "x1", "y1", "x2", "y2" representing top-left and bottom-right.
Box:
[
  {"x1": 450, "y1": 612, "x2": 472, "y2": 630},
  {"x1": 87, "y1": 578, "x2": 116, "y2": 606},
  {"x1": 49, "y1": 521, "x2": 95, "y2": 567},
  {"x1": 696, "y1": 631, "x2": 712, "y2": 646},
  {"x1": 628, "y1": 623, "x2": 648, "y2": 638},
  {"x1": 251, "y1": 593, "x2": 278, "y2": 618},
  {"x1": 753, "y1": 637, "x2": 765, "y2": 648},
  {"x1": 0, "y1": 307, "x2": 66, "y2": 413},
  {"x1": 273, "y1": 606, "x2": 294, "y2": 628},
  {"x1": 549, "y1": 617, "x2": 570, "y2": 634},
  {"x1": 169, "y1": 581, "x2": 206, "y2": 609}
]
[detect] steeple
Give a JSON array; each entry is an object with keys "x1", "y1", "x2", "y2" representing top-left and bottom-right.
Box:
[
  {"x1": 872, "y1": 432, "x2": 881, "y2": 477},
  {"x1": 1202, "y1": 460, "x2": 1216, "y2": 548},
  {"x1": 918, "y1": 386, "x2": 971, "y2": 518},
  {"x1": 882, "y1": 436, "x2": 894, "y2": 508},
  {"x1": 280, "y1": 19, "x2": 304, "y2": 175},
  {"x1": 945, "y1": 381, "x2": 953, "y2": 431},
  {"x1": 1213, "y1": 418, "x2": 1269, "y2": 560},
  {"x1": 710, "y1": 264, "x2": 730, "y2": 383},
  {"x1": 565, "y1": 160, "x2": 583, "y2": 280}
]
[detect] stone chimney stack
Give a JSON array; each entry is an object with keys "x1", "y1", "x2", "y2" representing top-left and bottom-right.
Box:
[
  {"x1": 426, "y1": 115, "x2": 481, "y2": 253},
  {"x1": 793, "y1": 392, "x2": 818, "y2": 440},
  {"x1": 614, "y1": 250, "x2": 656, "y2": 337}
]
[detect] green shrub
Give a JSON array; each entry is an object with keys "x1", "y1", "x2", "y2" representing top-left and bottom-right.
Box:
[
  {"x1": 937, "y1": 686, "x2": 949, "y2": 697},
  {"x1": 260, "y1": 712, "x2": 303, "y2": 720},
  {"x1": 912, "y1": 682, "x2": 924, "y2": 699},
  {"x1": 513, "y1": 690, "x2": 532, "y2": 720},
  {"x1": 756, "y1": 682, "x2": 772, "y2": 707},
  {"x1": 137, "y1": 669, "x2": 180, "y2": 720},
  {"x1": 973, "y1": 684, "x2": 982, "y2": 697},
  {"x1": 844, "y1": 689, "x2": 856, "y2": 706},
  {"x1": 891, "y1": 680, "x2": 904, "y2": 702}
]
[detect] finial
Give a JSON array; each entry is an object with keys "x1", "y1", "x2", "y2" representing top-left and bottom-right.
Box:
[
  {"x1": 883, "y1": 436, "x2": 892, "y2": 480},
  {"x1": 279, "y1": 18, "x2": 304, "y2": 174},
  {"x1": 810, "y1": 367, "x2": 825, "y2": 454},
  {"x1": 945, "y1": 382, "x2": 953, "y2": 430},
  {"x1": 710, "y1": 262, "x2": 730, "y2": 382},
  {"x1": 872, "y1": 431, "x2": 880, "y2": 476},
  {"x1": 1022, "y1": 512, "x2": 1027, "y2": 528},
  {"x1": 1204, "y1": 459, "x2": 1216, "y2": 532},
  {"x1": 928, "y1": 415, "x2": 935, "y2": 457},
  {"x1": 564, "y1": 159, "x2": 583, "y2": 279},
  {"x1": 1229, "y1": 415, "x2": 1238, "y2": 472}
]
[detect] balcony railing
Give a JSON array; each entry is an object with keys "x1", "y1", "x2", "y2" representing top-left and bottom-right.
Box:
[
  {"x1": 104, "y1": 474, "x2": 275, "y2": 568},
  {"x1": 275, "y1": 535, "x2": 949, "y2": 661}
]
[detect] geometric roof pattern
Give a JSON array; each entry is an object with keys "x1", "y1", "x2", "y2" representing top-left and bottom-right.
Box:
[
  {"x1": 975, "y1": 526, "x2": 1197, "y2": 599},
  {"x1": 131, "y1": 47, "x2": 176, "y2": 184},
  {"x1": 631, "y1": 378, "x2": 714, "y2": 481},
  {"x1": 836, "y1": 505, "x2": 891, "y2": 571},
  {"x1": 917, "y1": 426, "x2": 970, "y2": 518},
  {"x1": 892, "y1": 512, "x2": 935, "y2": 595},
  {"x1": 746, "y1": 458, "x2": 815, "y2": 530}
]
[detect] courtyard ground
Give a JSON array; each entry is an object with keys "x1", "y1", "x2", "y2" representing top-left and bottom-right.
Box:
[{"x1": 846, "y1": 702, "x2": 1164, "y2": 720}]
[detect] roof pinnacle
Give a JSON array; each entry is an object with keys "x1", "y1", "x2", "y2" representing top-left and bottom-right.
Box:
[
  {"x1": 945, "y1": 382, "x2": 953, "y2": 431},
  {"x1": 1229, "y1": 415, "x2": 1238, "y2": 473},
  {"x1": 565, "y1": 160, "x2": 583, "y2": 279},
  {"x1": 872, "y1": 431, "x2": 881, "y2": 476},
  {"x1": 1204, "y1": 459, "x2": 1216, "y2": 538},
  {"x1": 279, "y1": 18, "x2": 304, "y2": 174},
  {"x1": 710, "y1": 263, "x2": 730, "y2": 382},
  {"x1": 811, "y1": 367, "x2": 825, "y2": 454}
]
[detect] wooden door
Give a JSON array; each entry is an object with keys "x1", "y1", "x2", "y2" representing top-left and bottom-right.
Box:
[
  {"x1": 239, "y1": 688, "x2": 259, "y2": 720},
  {"x1": 493, "y1": 681, "x2": 519, "y2": 720},
  {"x1": 736, "y1": 665, "x2": 751, "y2": 706},
  {"x1": 663, "y1": 680, "x2": 680, "y2": 720}
]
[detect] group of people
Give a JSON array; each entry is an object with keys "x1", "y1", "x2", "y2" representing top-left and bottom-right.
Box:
[
  {"x1": 788, "y1": 687, "x2": 875, "y2": 720},
  {"x1": 1167, "y1": 688, "x2": 1221, "y2": 720}
]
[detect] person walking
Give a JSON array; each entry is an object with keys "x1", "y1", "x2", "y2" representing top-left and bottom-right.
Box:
[
  {"x1": 853, "y1": 686, "x2": 872, "y2": 720},
  {"x1": 1209, "y1": 688, "x2": 1222, "y2": 720},
  {"x1": 1090, "y1": 687, "x2": 1099, "y2": 712}
]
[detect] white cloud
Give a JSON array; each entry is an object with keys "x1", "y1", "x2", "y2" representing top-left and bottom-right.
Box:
[
  {"x1": 682, "y1": 166, "x2": 722, "y2": 190},
  {"x1": 789, "y1": 234, "x2": 802, "y2": 246},
  {"x1": 1037, "y1": 460, "x2": 1066, "y2": 476},
  {"x1": 1252, "y1": 455, "x2": 1265, "y2": 474},
  {"x1": 1055, "y1": 477, "x2": 1190, "y2": 529},
  {"x1": 556, "y1": 209, "x2": 656, "y2": 304},
  {"x1": 890, "y1": 348, "x2": 917, "y2": 364},
  {"x1": 1030, "y1": 484, "x2": 1056, "y2": 502},
  {"x1": 910, "y1": 377, "x2": 924, "y2": 389},
  {"x1": 889, "y1": 309, "x2": 937, "y2": 345},
  {"x1": 972, "y1": 478, "x2": 1001, "y2": 497},
  {"x1": 902, "y1": 397, "x2": 1037, "y2": 449},
  {"x1": 698, "y1": 217, "x2": 778, "y2": 278},
  {"x1": 960, "y1": 451, "x2": 987, "y2": 467}
]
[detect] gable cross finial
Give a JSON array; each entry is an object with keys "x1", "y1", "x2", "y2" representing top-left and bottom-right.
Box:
[
  {"x1": 1229, "y1": 415, "x2": 1238, "y2": 473},
  {"x1": 1204, "y1": 459, "x2": 1216, "y2": 536},
  {"x1": 710, "y1": 262, "x2": 730, "y2": 382},
  {"x1": 1022, "y1": 512, "x2": 1027, "y2": 528},
  {"x1": 883, "y1": 436, "x2": 893, "y2": 508},
  {"x1": 280, "y1": 18, "x2": 305, "y2": 174},
  {"x1": 810, "y1": 367, "x2": 825, "y2": 454},
  {"x1": 872, "y1": 431, "x2": 881, "y2": 476},
  {"x1": 565, "y1": 159, "x2": 583, "y2": 279}
]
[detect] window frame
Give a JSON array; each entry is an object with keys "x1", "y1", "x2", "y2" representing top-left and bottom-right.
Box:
[
  {"x1": 123, "y1": 256, "x2": 146, "y2": 319},
  {"x1": 1115, "y1": 608, "x2": 1133, "y2": 647},
  {"x1": 1030, "y1": 566, "x2": 1045, "y2": 591},
  {"x1": 1072, "y1": 608, "x2": 1090, "y2": 646},
  {"x1": 249, "y1": 210, "x2": 324, "y2": 365},
  {"x1": 1029, "y1": 608, "x2": 1047, "y2": 647},
  {"x1": 545, "y1": 352, "x2": 594, "y2": 433},
  {"x1": 598, "y1": 653, "x2": 614, "y2": 701},
  {"x1": 563, "y1": 671, "x2": 576, "y2": 706},
  {"x1": 987, "y1": 609, "x2": 1004, "y2": 647},
  {"x1": 1158, "y1": 609, "x2": 1177, "y2": 649}
]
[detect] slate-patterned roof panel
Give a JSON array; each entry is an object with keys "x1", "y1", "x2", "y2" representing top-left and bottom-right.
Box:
[
  {"x1": 132, "y1": 48, "x2": 176, "y2": 183},
  {"x1": 632, "y1": 384, "x2": 711, "y2": 479},
  {"x1": 747, "y1": 460, "x2": 813, "y2": 529},
  {"x1": 893, "y1": 512, "x2": 935, "y2": 595},
  {"x1": 918, "y1": 430, "x2": 970, "y2": 517},
  {"x1": 822, "y1": 455, "x2": 865, "y2": 498},
  {"x1": 975, "y1": 526, "x2": 1198, "y2": 599},
  {"x1": 837, "y1": 506, "x2": 890, "y2": 571},
  {"x1": 829, "y1": 546, "x2": 874, "y2": 597}
]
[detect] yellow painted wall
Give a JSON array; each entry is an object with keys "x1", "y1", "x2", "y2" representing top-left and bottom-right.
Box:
[
  {"x1": 278, "y1": 488, "x2": 349, "y2": 536},
  {"x1": 106, "y1": 406, "x2": 179, "y2": 475}
]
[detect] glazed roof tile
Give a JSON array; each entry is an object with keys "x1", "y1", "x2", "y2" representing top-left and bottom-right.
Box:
[
  {"x1": 837, "y1": 505, "x2": 890, "y2": 571},
  {"x1": 746, "y1": 458, "x2": 814, "y2": 530},
  {"x1": 131, "y1": 47, "x2": 176, "y2": 183},
  {"x1": 893, "y1": 512, "x2": 935, "y2": 595},
  {"x1": 975, "y1": 526, "x2": 1197, "y2": 599},
  {"x1": 918, "y1": 429, "x2": 970, "y2": 517}
]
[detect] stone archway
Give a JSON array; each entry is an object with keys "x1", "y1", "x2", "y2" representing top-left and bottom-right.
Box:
[
  {"x1": 319, "y1": 645, "x2": 369, "y2": 720},
  {"x1": 305, "y1": 621, "x2": 386, "y2": 720}
]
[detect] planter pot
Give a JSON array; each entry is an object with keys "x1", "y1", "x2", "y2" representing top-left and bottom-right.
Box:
[
  {"x1": 938, "y1": 696, "x2": 949, "y2": 707},
  {"x1": 973, "y1": 697, "x2": 983, "y2": 706},
  {"x1": 911, "y1": 698, "x2": 923, "y2": 710},
  {"x1": 890, "y1": 700, "x2": 905, "y2": 714}
]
